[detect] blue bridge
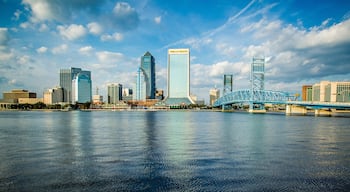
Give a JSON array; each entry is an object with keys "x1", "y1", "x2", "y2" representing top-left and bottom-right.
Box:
[
  {"x1": 214, "y1": 57, "x2": 350, "y2": 115},
  {"x1": 213, "y1": 89, "x2": 350, "y2": 115}
]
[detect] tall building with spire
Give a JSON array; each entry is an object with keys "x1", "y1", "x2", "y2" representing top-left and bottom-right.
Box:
[
  {"x1": 165, "y1": 48, "x2": 194, "y2": 105},
  {"x1": 140, "y1": 51, "x2": 156, "y2": 99}
]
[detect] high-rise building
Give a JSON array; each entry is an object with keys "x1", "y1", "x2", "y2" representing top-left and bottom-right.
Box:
[
  {"x1": 165, "y1": 48, "x2": 194, "y2": 105},
  {"x1": 209, "y1": 87, "x2": 220, "y2": 106},
  {"x1": 72, "y1": 71, "x2": 92, "y2": 103},
  {"x1": 134, "y1": 67, "x2": 146, "y2": 101},
  {"x1": 141, "y1": 51, "x2": 156, "y2": 99},
  {"x1": 60, "y1": 67, "x2": 82, "y2": 103},
  {"x1": 107, "y1": 83, "x2": 123, "y2": 104},
  {"x1": 223, "y1": 74, "x2": 233, "y2": 95}
]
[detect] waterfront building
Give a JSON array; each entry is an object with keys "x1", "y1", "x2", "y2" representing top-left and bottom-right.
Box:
[
  {"x1": 92, "y1": 95, "x2": 103, "y2": 105},
  {"x1": 2, "y1": 89, "x2": 36, "y2": 103},
  {"x1": 312, "y1": 81, "x2": 350, "y2": 102},
  {"x1": 223, "y1": 74, "x2": 233, "y2": 95},
  {"x1": 43, "y1": 87, "x2": 64, "y2": 105},
  {"x1": 107, "y1": 83, "x2": 123, "y2": 104},
  {"x1": 18, "y1": 98, "x2": 43, "y2": 104},
  {"x1": 209, "y1": 87, "x2": 220, "y2": 106},
  {"x1": 141, "y1": 51, "x2": 156, "y2": 99},
  {"x1": 122, "y1": 88, "x2": 133, "y2": 101},
  {"x1": 72, "y1": 71, "x2": 92, "y2": 103},
  {"x1": 165, "y1": 48, "x2": 194, "y2": 105},
  {"x1": 134, "y1": 67, "x2": 147, "y2": 101},
  {"x1": 302, "y1": 85, "x2": 312, "y2": 101},
  {"x1": 60, "y1": 67, "x2": 82, "y2": 103}
]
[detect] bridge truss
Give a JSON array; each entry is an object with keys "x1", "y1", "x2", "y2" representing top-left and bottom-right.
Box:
[{"x1": 213, "y1": 89, "x2": 294, "y2": 107}]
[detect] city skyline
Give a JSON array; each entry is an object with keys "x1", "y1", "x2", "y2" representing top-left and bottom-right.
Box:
[{"x1": 1, "y1": 0, "x2": 350, "y2": 102}]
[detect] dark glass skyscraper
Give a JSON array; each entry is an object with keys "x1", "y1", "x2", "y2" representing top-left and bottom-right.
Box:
[{"x1": 140, "y1": 51, "x2": 156, "y2": 99}]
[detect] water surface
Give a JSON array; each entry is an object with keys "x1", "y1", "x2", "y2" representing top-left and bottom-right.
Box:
[{"x1": 0, "y1": 111, "x2": 349, "y2": 191}]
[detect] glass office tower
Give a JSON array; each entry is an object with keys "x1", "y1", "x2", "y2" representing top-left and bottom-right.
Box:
[
  {"x1": 140, "y1": 51, "x2": 156, "y2": 99},
  {"x1": 72, "y1": 71, "x2": 92, "y2": 103},
  {"x1": 166, "y1": 48, "x2": 194, "y2": 105},
  {"x1": 60, "y1": 67, "x2": 82, "y2": 103},
  {"x1": 107, "y1": 83, "x2": 123, "y2": 104}
]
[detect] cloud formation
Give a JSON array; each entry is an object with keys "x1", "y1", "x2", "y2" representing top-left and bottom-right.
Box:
[
  {"x1": 57, "y1": 24, "x2": 87, "y2": 40},
  {"x1": 110, "y1": 2, "x2": 140, "y2": 31}
]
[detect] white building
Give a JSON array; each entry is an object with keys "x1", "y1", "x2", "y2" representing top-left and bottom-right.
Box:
[{"x1": 312, "y1": 81, "x2": 350, "y2": 102}]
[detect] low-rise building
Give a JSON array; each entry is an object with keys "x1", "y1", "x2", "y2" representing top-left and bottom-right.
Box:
[{"x1": 312, "y1": 81, "x2": 350, "y2": 102}]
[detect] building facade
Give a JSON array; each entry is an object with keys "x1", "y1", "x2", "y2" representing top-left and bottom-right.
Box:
[
  {"x1": 43, "y1": 87, "x2": 64, "y2": 105},
  {"x1": 223, "y1": 74, "x2": 233, "y2": 95},
  {"x1": 141, "y1": 51, "x2": 156, "y2": 99},
  {"x1": 60, "y1": 67, "x2": 82, "y2": 103},
  {"x1": 134, "y1": 67, "x2": 147, "y2": 101},
  {"x1": 2, "y1": 89, "x2": 36, "y2": 103},
  {"x1": 72, "y1": 71, "x2": 92, "y2": 103},
  {"x1": 107, "y1": 83, "x2": 123, "y2": 104},
  {"x1": 302, "y1": 85, "x2": 312, "y2": 101},
  {"x1": 166, "y1": 48, "x2": 194, "y2": 105},
  {"x1": 312, "y1": 81, "x2": 350, "y2": 102},
  {"x1": 209, "y1": 88, "x2": 220, "y2": 106}
]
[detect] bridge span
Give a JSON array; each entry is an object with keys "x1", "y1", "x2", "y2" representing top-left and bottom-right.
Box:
[{"x1": 213, "y1": 89, "x2": 350, "y2": 115}]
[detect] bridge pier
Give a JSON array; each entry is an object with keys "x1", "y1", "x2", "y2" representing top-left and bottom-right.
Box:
[
  {"x1": 286, "y1": 105, "x2": 307, "y2": 115},
  {"x1": 248, "y1": 102, "x2": 266, "y2": 113},
  {"x1": 314, "y1": 109, "x2": 332, "y2": 116},
  {"x1": 221, "y1": 105, "x2": 232, "y2": 112}
]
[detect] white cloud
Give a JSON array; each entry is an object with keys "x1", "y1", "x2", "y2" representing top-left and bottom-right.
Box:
[
  {"x1": 101, "y1": 33, "x2": 123, "y2": 41},
  {"x1": 36, "y1": 46, "x2": 48, "y2": 53},
  {"x1": 87, "y1": 22, "x2": 103, "y2": 35},
  {"x1": 57, "y1": 24, "x2": 87, "y2": 40},
  {"x1": 79, "y1": 46, "x2": 94, "y2": 55},
  {"x1": 154, "y1": 16, "x2": 161, "y2": 24},
  {"x1": 96, "y1": 51, "x2": 124, "y2": 65},
  {"x1": 19, "y1": 22, "x2": 30, "y2": 29},
  {"x1": 39, "y1": 23, "x2": 48, "y2": 32},
  {"x1": 17, "y1": 55, "x2": 32, "y2": 65},
  {"x1": 51, "y1": 44, "x2": 68, "y2": 54},
  {"x1": 113, "y1": 2, "x2": 135, "y2": 15},
  {"x1": 22, "y1": 0, "x2": 55, "y2": 22},
  {"x1": 0, "y1": 28, "x2": 9, "y2": 45}
]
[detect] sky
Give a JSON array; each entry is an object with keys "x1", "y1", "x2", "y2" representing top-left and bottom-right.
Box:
[{"x1": 0, "y1": 0, "x2": 350, "y2": 103}]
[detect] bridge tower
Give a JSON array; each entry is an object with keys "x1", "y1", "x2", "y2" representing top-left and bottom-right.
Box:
[
  {"x1": 250, "y1": 57, "x2": 265, "y2": 112},
  {"x1": 223, "y1": 74, "x2": 233, "y2": 95}
]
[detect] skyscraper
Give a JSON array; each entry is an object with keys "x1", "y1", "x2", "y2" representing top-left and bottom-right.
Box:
[
  {"x1": 166, "y1": 48, "x2": 194, "y2": 105},
  {"x1": 140, "y1": 51, "x2": 156, "y2": 99},
  {"x1": 72, "y1": 71, "x2": 92, "y2": 103},
  {"x1": 60, "y1": 67, "x2": 82, "y2": 103},
  {"x1": 107, "y1": 83, "x2": 123, "y2": 104},
  {"x1": 134, "y1": 67, "x2": 147, "y2": 101}
]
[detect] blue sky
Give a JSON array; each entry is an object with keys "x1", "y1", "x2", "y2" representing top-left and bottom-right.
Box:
[{"x1": 1, "y1": 0, "x2": 350, "y2": 102}]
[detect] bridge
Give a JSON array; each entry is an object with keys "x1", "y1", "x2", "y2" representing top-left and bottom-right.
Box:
[
  {"x1": 213, "y1": 57, "x2": 350, "y2": 115},
  {"x1": 213, "y1": 89, "x2": 350, "y2": 114}
]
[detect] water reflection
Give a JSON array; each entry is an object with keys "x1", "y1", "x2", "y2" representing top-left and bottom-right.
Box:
[{"x1": 0, "y1": 111, "x2": 350, "y2": 191}]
